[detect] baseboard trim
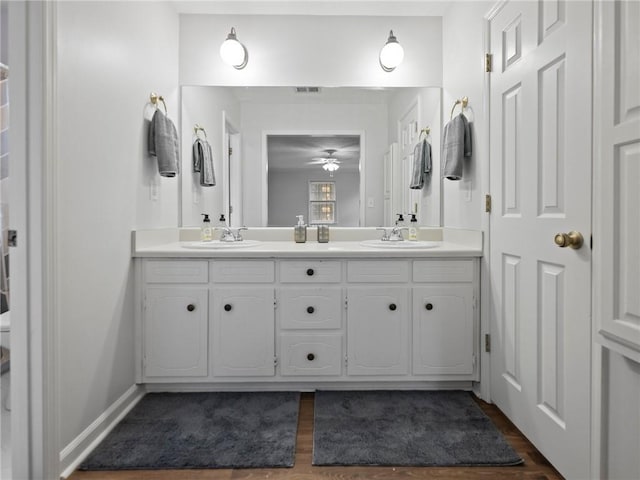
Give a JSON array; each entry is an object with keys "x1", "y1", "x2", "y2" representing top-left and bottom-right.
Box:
[{"x1": 59, "y1": 384, "x2": 145, "y2": 479}]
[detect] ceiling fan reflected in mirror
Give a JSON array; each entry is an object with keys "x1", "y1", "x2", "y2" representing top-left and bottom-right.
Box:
[{"x1": 309, "y1": 149, "x2": 341, "y2": 176}]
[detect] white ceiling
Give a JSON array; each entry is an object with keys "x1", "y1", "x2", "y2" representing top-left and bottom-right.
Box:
[
  {"x1": 172, "y1": 1, "x2": 450, "y2": 17},
  {"x1": 267, "y1": 134, "x2": 361, "y2": 172}
]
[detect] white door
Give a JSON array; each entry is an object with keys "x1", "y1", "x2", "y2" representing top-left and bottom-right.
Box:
[
  {"x1": 397, "y1": 100, "x2": 420, "y2": 220},
  {"x1": 144, "y1": 287, "x2": 208, "y2": 377},
  {"x1": 412, "y1": 285, "x2": 474, "y2": 375},
  {"x1": 347, "y1": 287, "x2": 409, "y2": 375},
  {"x1": 212, "y1": 287, "x2": 275, "y2": 376},
  {"x1": 489, "y1": 1, "x2": 592, "y2": 478}
]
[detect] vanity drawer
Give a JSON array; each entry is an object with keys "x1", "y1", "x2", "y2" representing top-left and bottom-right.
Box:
[
  {"x1": 210, "y1": 260, "x2": 275, "y2": 283},
  {"x1": 347, "y1": 260, "x2": 409, "y2": 283},
  {"x1": 279, "y1": 260, "x2": 341, "y2": 283},
  {"x1": 278, "y1": 288, "x2": 342, "y2": 330},
  {"x1": 413, "y1": 259, "x2": 474, "y2": 283},
  {"x1": 280, "y1": 334, "x2": 343, "y2": 376},
  {"x1": 144, "y1": 260, "x2": 209, "y2": 284}
]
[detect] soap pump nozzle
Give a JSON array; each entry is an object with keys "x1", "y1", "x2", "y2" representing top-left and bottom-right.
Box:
[
  {"x1": 296, "y1": 215, "x2": 305, "y2": 226},
  {"x1": 294, "y1": 215, "x2": 307, "y2": 243}
]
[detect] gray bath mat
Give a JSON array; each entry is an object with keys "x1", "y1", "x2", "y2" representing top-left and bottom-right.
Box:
[
  {"x1": 80, "y1": 391, "x2": 300, "y2": 470},
  {"x1": 313, "y1": 390, "x2": 523, "y2": 466}
]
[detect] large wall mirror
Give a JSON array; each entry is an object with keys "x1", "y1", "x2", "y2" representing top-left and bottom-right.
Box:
[{"x1": 180, "y1": 86, "x2": 443, "y2": 228}]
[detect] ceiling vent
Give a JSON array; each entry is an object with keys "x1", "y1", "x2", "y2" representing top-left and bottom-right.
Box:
[{"x1": 295, "y1": 86, "x2": 321, "y2": 94}]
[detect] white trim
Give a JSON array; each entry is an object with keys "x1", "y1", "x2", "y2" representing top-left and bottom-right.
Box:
[
  {"x1": 144, "y1": 381, "x2": 474, "y2": 392},
  {"x1": 59, "y1": 385, "x2": 145, "y2": 479}
]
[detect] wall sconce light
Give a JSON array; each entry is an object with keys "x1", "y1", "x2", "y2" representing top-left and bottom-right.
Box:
[
  {"x1": 379, "y1": 30, "x2": 404, "y2": 72},
  {"x1": 220, "y1": 27, "x2": 248, "y2": 69}
]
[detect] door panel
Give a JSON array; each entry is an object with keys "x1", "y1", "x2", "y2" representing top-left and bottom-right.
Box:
[{"x1": 489, "y1": 1, "x2": 592, "y2": 478}]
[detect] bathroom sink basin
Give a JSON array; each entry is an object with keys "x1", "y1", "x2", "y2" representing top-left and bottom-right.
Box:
[
  {"x1": 181, "y1": 240, "x2": 262, "y2": 249},
  {"x1": 359, "y1": 239, "x2": 440, "y2": 249}
]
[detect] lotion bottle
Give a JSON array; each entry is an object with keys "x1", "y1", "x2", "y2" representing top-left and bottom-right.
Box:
[
  {"x1": 294, "y1": 215, "x2": 307, "y2": 243},
  {"x1": 409, "y1": 214, "x2": 418, "y2": 241},
  {"x1": 201, "y1": 213, "x2": 213, "y2": 242}
]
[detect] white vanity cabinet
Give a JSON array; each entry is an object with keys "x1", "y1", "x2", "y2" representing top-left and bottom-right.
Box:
[
  {"x1": 412, "y1": 260, "x2": 477, "y2": 376},
  {"x1": 346, "y1": 260, "x2": 411, "y2": 376},
  {"x1": 141, "y1": 260, "x2": 209, "y2": 379},
  {"x1": 277, "y1": 260, "x2": 344, "y2": 377},
  {"x1": 137, "y1": 253, "x2": 480, "y2": 387},
  {"x1": 210, "y1": 261, "x2": 276, "y2": 377}
]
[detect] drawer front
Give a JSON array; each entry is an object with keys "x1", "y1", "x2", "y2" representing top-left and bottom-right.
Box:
[
  {"x1": 413, "y1": 259, "x2": 475, "y2": 283},
  {"x1": 280, "y1": 334, "x2": 343, "y2": 376},
  {"x1": 347, "y1": 260, "x2": 409, "y2": 283},
  {"x1": 210, "y1": 260, "x2": 275, "y2": 283},
  {"x1": 280, "y1": 260, "x2": 341, "y2": 283},
  {"x1": 145, "y1": 260, "x2": 208, "y2": 284},
  {"x1": 279, "y1": 288, "x2": 342, "y2": 330}
]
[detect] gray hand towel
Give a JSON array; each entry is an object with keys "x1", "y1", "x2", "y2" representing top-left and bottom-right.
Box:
[
  {"x1": 442, "y1": 113, "x2": 472, "y2": 180},
  {"x1": 409, "y1": 139, "x2": 433, "y2": 189},
  {"x1": 193, "y1": 138, "x2": 216, "y2": 187},
  {"x1": 148, "y1": 109, "x2": 180, "y2": 177}
]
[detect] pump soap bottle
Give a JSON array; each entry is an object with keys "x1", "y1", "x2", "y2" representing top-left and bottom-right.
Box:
[
  {"x1": 409, "y1": 214, "x2": 418, "y2": 241},
  {"x1": 294, "y1": 215, "x2": 307, "y2": 243},
  {"x1": 201, "y1": 214, "x2": 213, "y2": 242}
]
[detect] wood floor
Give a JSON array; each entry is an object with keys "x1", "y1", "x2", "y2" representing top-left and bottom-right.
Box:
[{"x1": 69, "y1": 392, "x2": 563, "y2": 480}]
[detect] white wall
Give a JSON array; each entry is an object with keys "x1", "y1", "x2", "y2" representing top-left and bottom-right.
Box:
[
  {"x1": 56, "y1": 0, "x2": 178, "y2": 449},
  {"x1": 441, "y1": 1, "x2": 492, "y2": 229},
  {"x1": 269, "y1": 171, "x2": 359, "y2": 227},
  {"x1": 181, "y1": 86, "x2": 241, "y2": 226},
  {"x1": 241, "y1": 102, "x2": 388, "y2": 226},
  {"x1": 179, "y1": 15, "x2": 442, "y2": 87}
]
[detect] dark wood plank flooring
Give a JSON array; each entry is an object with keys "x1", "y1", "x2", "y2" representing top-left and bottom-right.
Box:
[{"x1": 69, "y1": 392, "x2": 563, "y2": 480}]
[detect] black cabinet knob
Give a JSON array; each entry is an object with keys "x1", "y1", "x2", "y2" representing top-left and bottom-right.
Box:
[
  {"x1": 187, "y1": 304, "x2": 196, "y2": 312},
  {"x1": 306, "y1": 268, "x2": 315, "y2": 276},
  {"x1": 425, "y1": 303, "x2": 433, "y2": 311},
  {"x1": 307, "y1": 306, "x2": 315, "y2": 314},
  {"x1": 389, "y1": 303, "x2": 397, "y2": 311},
  {"x1": 224, "y1": 304, "x2": 232, "y2": 312},
  {"x1": 307, "y1": 353, "x2": 315, "y2": 361}
]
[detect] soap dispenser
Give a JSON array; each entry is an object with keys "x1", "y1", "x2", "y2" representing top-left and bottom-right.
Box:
[
  {"x1": 201, "y1": 213, "x2": 213, "y2": 242},
  {"x1": 409, "y1": 214, "x2": 418, "y2": 241},
  {"x1": 294, "y1": 215, "x2": 307, "y2": 243}
]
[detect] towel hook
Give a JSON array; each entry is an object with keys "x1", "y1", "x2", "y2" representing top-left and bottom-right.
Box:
[
  {"x1": 450, "y1": 96, "x2": 469, "y2": 120},
  {"x1": 194, "y1": 124, "x2": 208, "y2": 139},
  {"x1": 150, "y1": 92, "x2": 168, "y2": 114},
  {"x1": 418, "y1": 126, "x2": 431, "y2": 140}
]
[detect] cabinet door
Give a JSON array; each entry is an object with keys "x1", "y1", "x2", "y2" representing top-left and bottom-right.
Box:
[
  {"x1": 212, "y1": 288, "x2": 275, "y2": 376},
  {"x1": 346, "y1": 287, "x2": 409, "y2": 375},
  {"x1": 412, "y1": 285, "x2": 474, "y2": 375},
  {"x1": 144, "y1": 287, "x2": 208, "y2": 378}
]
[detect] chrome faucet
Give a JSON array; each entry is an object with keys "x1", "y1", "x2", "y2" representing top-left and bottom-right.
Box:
[
  {"x1": 219, "y1": 226, "x2": 248, "y2": 242},
  {"x1": 376, "y1": 226, "x2": 408, "y2": 241}
]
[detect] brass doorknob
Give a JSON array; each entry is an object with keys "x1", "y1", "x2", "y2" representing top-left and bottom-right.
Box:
[{"x1": 554, "y1": 231, "x2": 584, "y2": 249}]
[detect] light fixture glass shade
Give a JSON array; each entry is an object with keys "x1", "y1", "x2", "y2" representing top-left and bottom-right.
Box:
[
  {"x1": 220, "y1": 27, "x2": 248, "y2": 69},
  {"x1": 379, "y1": 30, "x2": 404, "y2": 72},
  {"x1": 322, "y1": 162, "x2": 339, "y2": 172}
]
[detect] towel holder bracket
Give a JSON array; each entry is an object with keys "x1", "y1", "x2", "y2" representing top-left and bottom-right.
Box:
[{"x1": 150, "y1": 92, "x2": 168, "y2": 114}]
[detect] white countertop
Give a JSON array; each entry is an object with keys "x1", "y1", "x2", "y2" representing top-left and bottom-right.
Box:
[{"x1": 132, "y1": 227, "x2": 483, "y2": 258}]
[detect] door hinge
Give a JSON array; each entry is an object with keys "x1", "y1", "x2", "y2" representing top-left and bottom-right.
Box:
[
  {"x1": 228, "y1": 147, "x2": 233, "y2": 156},
  {"x1": 344, "y1": 355, "x2": 348, "y2": 367},
  {"x1": 485, "y1": 334, "x2": 491, "y2": 353},
  {"x1": 8, "y1": 230, "x2": 17, "y2": 247},
  {"x1": 274, "y1": 299, "x2": 278, "y2": 309},
  {"x1": 485, "y1": 53, "x2": 493, "y2": 73},
  {"x1": 485, "y1": 194, "x2": 492, "y2": 213},
  {"x1": 274, "y1": 356, "x2": 278, "y2": 366}
]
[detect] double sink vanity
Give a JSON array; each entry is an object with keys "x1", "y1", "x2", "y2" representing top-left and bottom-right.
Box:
[{"x1": 133, "y1": 227, "x2": 482, "y2": 391}]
